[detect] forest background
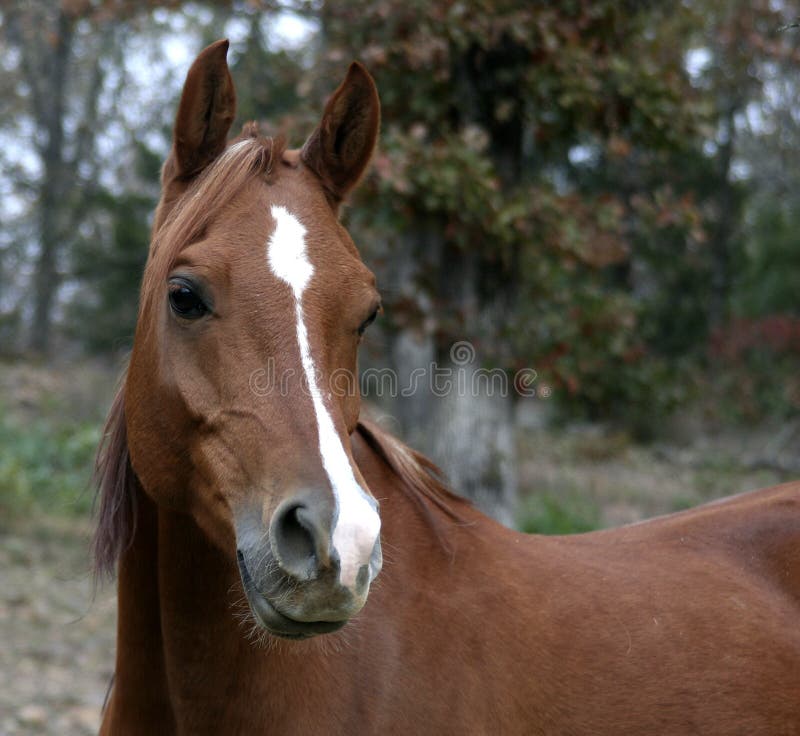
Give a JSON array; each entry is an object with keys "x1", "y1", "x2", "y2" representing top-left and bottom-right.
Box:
[
  {"x1": 2, "y1": 0, "x2": 800, "y2": 538},
  {"x1": 2, "y1": 3, "x2": 800, "y2": 730}
]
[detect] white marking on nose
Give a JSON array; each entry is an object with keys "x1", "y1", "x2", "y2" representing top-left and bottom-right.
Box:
[{"x1": 267, "y1": 205, "x2": 381, "y2": 591}]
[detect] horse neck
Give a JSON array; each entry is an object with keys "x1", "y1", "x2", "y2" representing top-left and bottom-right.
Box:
[
  {"x1": 110, "y1": 489, "x2": 255, "y2": 728},
  {"x1": 111, "y1": 485, "x2": 349, "y2": 731},
  {"x1": 107, "y1": 432, "x2": 481, "y2": 732},
  {"x1": 107, "y1": 491, "x2": 175, "y2": 729}
]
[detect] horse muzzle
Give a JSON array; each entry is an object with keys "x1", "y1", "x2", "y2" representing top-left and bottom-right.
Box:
[
  {"x1": 234, "y1": 493, "x2": 382, "y2": 638},
  {"x1": 236, "y1": 550, "x2": 346, "y2": 638}
]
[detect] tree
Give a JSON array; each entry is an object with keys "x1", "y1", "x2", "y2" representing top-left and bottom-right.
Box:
[
  {"x1": 685, "y1": 0, "x2": 800, "y2": 329},
  {"x1": 291, "y1": 0, "x2": 716, "y2": 518},
  {"x1": 1, "y1": 2, "x2": 120, "y2": 352}
]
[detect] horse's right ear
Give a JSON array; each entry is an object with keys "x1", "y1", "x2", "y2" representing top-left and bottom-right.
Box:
[{"x1": 165, "y1": 39, "x2": 236, "y2": 182}]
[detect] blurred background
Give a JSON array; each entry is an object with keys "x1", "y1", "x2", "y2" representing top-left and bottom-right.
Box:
[{"x1": 1, "y1": 1, "x2": 799, "y2": 732}]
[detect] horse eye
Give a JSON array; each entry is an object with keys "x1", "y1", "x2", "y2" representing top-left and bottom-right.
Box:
[
  {"x1": 358, "y1": 307, "x2": 380, "y2": 336},
  {"x1": 168, "y1": 279, "x2": 208, "y2": 319}
]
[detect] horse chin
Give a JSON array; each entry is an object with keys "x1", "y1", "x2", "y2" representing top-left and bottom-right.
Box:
[
  {"x1": 249, "y1": 592, "x2": 347, "y2": 640},
  {"x1": 236, "y1": 550, "x2": 347, "y2": 639}
]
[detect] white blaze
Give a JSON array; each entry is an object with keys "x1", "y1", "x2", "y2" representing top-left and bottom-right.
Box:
[{"x1": 267, "y1": 205, "x2": 381, "y2": 591}]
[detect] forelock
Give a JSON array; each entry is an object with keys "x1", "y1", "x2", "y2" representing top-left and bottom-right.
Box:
[{"x1": 141, "y1": 132, "x2": 286, "y2": 318}]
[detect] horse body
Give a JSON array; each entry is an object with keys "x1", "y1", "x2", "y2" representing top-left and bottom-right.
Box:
[
  {"x1": 95, "y1": 40, "x2": 800, "y2": 734},
  {"x1": 103, "y1": 425, "x2": 800, "y2": 734}
]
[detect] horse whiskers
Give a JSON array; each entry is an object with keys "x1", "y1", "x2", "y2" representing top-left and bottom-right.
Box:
[
  {"x1": 233, "y1": 604, "x2": 358, "y2": 657},
  {"x1": 228, "y1": 574, "x2": 363, "y2": 658}
]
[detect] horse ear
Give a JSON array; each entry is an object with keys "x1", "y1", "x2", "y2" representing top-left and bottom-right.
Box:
[
  {"x1": 301, "y1": 62, "x2": 380, "y2": 204},
  {"x1": 169, "y1": 39, "x2": 236, "y2": 181}
]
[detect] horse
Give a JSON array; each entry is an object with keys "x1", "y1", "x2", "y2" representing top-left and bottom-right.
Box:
[{"x1": 92, "y1": 39, "x2": 800, "y2": 735}]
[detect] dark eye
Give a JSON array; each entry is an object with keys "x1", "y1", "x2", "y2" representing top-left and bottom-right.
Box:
[
  {"x1": 358, "y1": 306, "x2": 380, "y2": 336},
  {"x1": 168, "y1": 279, "x2": 208, "y2": 319}
]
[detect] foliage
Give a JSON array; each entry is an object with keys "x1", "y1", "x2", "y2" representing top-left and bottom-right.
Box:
[
  {"x1": 66, "y1": 143, "x2": 159, "y2": 353},
  {"x1": 306, "y1": 0, "x2": 799, "y2": 431},
  {"x1": 0, "y1": 406, "x2": 100, "y2": 519},
  {"x1": 708, "y1": 315, "x2": 800, "y2": 421},
  {"x1": 517, "y1": 492, "x2": 599, "y2": 535},
  {"x1": 735, "y1": 199, "x2": 800, "y2": 319},
  {"x1": 0, "y1": 0, "x2": 798, "y2": 429},
  {"x1": 313, "y1": 1, "x2": 704, "y2": 430}
]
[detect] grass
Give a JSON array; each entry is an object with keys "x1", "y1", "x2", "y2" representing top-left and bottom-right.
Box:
[
  {"x1": 0, "y1": 359, "x2": 117, "y2": 523},
  {"x1": 0, "y1": 405, "x2": 101, "y2": 520},
  {"x1": 515, "y1": 419, "x2": 794, "y2": 531},
  {"x1": 517, "y1": 492, "x2": 600, "y2": 535}
]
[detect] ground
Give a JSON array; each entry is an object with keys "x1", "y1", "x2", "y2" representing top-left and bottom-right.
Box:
[
  {"x1": 0, "y1": 359, "x2": 796, "y2": 733},
  {"x1": 0, "y1": 517, "x2": 116, "y2": 735}
]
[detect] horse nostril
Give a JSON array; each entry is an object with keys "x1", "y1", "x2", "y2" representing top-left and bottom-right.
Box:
[{"x1": 270, "y1": 500, "x2": 329, "y2": 581}]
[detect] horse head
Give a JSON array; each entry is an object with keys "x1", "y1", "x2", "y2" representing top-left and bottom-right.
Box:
[{"x1": 120, "y1": 40, "x2": 383, "y2": 638}]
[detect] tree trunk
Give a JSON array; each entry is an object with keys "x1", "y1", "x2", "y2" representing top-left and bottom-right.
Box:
[
  {"x1": 382, "y1": 225, "x2": 519, "y2": 526},
  {"x1": 386, "y1": 329, "x2": 518, "y2": 526},
  {"x1": 30, "y1": 178, "x2": 63, "y2": 354},
  {"x1": 25, "y1": 8, "x2": 73, "y2": 354},
  {"x1": 367, "y1": 37, "x2": 533, "y2": 527},
  {"x1": 429, "y1": 360, "x2": 518, "y2": 527},
  {"x1": 708, "y1": 105, "x2": 739, "y2": 330}
]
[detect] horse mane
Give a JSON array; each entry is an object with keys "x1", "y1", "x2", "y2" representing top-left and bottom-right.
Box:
[
  {"x1": 355, "y1": 419, "x2": 472, "y2": 551},
  {"x1": 91, "y1": 380, "x2": 138, "y2": 581}
]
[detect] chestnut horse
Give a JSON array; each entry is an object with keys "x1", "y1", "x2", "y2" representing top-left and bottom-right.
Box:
[{"x1": 93, "y1": 40, "x2": 800, "y2": 735}]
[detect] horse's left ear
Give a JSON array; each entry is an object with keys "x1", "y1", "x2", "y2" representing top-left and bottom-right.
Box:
[{"x1": 301, "y1": 62, "x2": 380, "y2": 204}]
